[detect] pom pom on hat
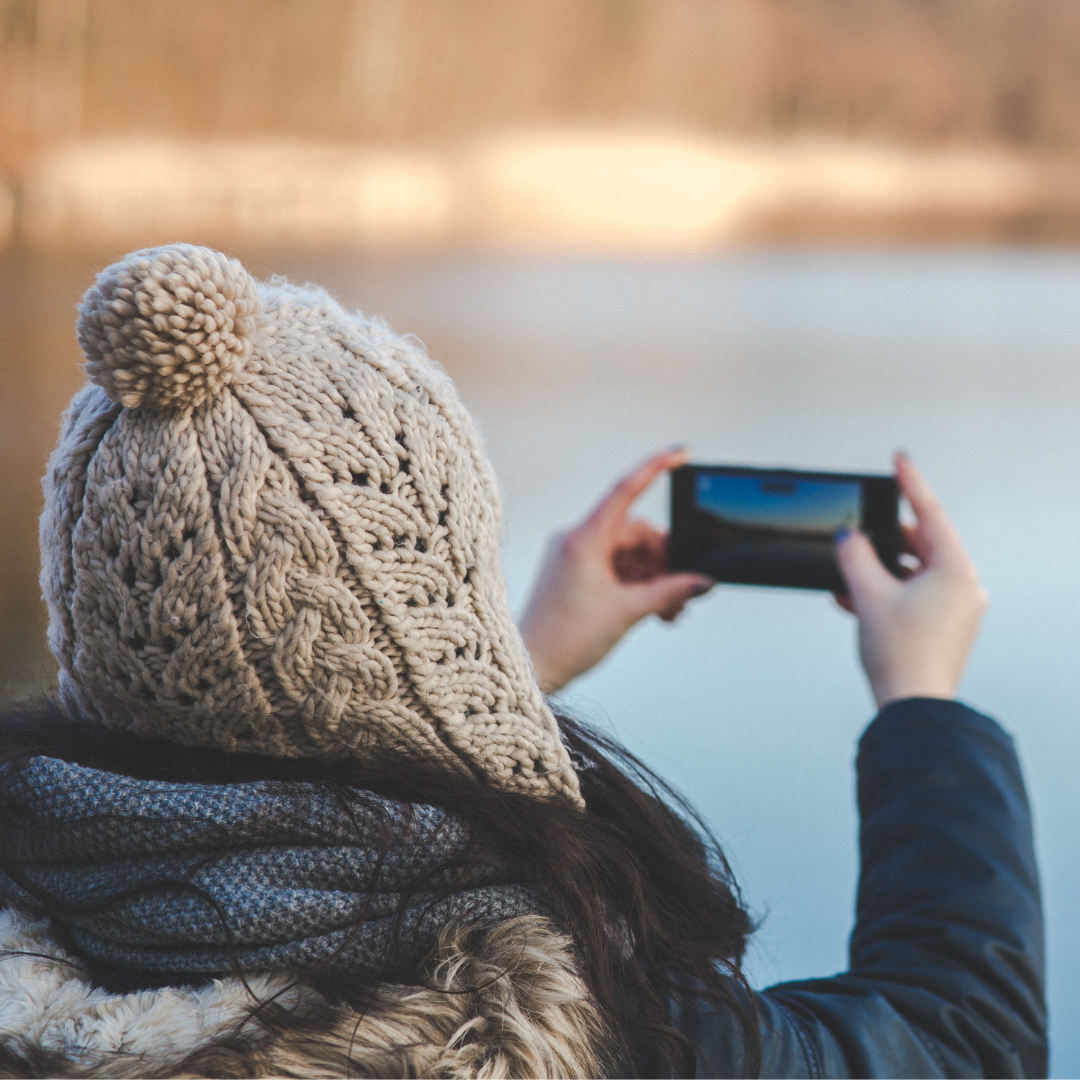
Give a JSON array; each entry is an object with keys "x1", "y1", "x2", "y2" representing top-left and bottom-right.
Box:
[
  {"x1": 48, "y1": 245, "x2": 583, "y2": 806},
  {"x1": 78, "y1": 244, "x2": 261, "y2": 412}
]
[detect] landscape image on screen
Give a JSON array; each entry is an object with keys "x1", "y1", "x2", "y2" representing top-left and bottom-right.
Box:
[{"x1": 692, "y1": 473, "x2": 861, "y2": 587}]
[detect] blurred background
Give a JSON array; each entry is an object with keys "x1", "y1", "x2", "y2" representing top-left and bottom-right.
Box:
[{"x1": 2, "y1": 1, "x2": 1079, "y2": 1073}]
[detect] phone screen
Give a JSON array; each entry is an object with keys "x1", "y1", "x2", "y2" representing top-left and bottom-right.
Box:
[{"x1": 669, "y1": 465, "x2": 900, "y2": 591}]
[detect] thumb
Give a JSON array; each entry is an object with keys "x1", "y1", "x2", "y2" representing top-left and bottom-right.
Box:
[
  {"x1": 626, "y1": 573, "x2": 712, "y2": 621},
  {"x1": 835, "y1": 529, "x2": 895, "y2": 611}
]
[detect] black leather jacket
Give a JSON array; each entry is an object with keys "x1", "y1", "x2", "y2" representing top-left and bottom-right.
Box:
[{"x1": 653, "y1": 698, "x2": 1047, "y2": 1078}]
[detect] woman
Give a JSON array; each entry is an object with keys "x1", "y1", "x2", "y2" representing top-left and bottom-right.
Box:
[{"x1": 0, "y1": 244, "x2": 1044, "y2": 1078}]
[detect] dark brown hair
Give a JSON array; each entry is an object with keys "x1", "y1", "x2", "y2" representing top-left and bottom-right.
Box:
[{"x1": 0, "y1": 700, "x2": 758, "y2": 1077}]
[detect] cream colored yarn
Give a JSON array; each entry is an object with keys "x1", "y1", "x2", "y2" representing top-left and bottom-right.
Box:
[
  {"x1": 77, "y1": 246, "x2": 260, "y2": 412},
  {"x1": 41, "y1": 244, "x2": 581, "y2": 806}
]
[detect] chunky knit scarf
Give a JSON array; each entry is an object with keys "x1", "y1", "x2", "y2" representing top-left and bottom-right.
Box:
[{"x1": 0, "y1": 755, "x2": 544, "y2": 983}]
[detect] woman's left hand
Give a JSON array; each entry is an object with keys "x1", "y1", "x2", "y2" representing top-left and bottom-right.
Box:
[{"x1": 519, "y1": 449, "x2": 714, "y2": 693}]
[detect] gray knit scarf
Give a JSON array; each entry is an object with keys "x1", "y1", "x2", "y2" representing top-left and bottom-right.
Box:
[{"x1": 0, "y1": 755, "x2": 544, "y2": 982}]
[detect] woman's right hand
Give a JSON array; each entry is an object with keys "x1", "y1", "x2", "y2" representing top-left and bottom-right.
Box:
[
  {"x1": 519, "y1": 449, "x2": 713, "y2": 694},
  {"x1": 835, "y1": 455, "x2": 989, "y2": 709}
]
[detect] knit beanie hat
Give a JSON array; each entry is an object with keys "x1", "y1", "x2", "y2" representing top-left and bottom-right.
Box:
[{"x1": 40, "y1": 244, "x2": 581, "y2": 807}]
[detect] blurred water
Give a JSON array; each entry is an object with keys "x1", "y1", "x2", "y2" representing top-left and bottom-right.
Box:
[
  {"x1": 4, "y1": 248, "x2": 1080, "y2": 1073},
  {"x1": 293, "y1": 249, "x2": 1080, "y2": 1075}
]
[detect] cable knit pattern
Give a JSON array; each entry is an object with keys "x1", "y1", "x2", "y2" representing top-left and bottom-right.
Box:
[{"x1": 41, "y1": 244, "x2": 581, "y2": 806}]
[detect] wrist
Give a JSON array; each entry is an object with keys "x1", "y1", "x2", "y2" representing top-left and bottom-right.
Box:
[
  {"x1": 519, "y1": 622, "x2": 568, "y2": 694},
  {"x1": 871, "y1": 675, "x2": 959, "y2": 710},
  {"x1": 530, "y1": 660, "x2": 566, "y2": 695}
]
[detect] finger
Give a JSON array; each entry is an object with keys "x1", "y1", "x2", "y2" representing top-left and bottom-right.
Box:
[
  {"x1": 833, "y1": 591, "x2": 857, "y2": 615},
  {"x1": 615, "y1": 518, "x2": 668, "y2": 552},
  {"x1": 658, "y1": 602, "x2": 686, "y2": 623},
  {"x1": 899, "y1": 521, "x2": 932, "y2": 566},
  {"x1": 900, "y1": 522, "x2": 919, "y2": 554},
  {"x1": 625, "y1": 572, "x2": 712, "y2": 621},
  {"x1": 835, "y1": 529, "x2": 897, "y2": 610},
  {"x1": 611, "y1": 520, "x2": 668, "y2": 581},
  {"x1": 895, "y1": 454, "x2": 965, "y2": 564},
  {"x1": 585, "y1": 448, "x2": 689, "y2": 535},
  {"x1": 613, "y1": 542, "x2": 666, "y2": 582}
]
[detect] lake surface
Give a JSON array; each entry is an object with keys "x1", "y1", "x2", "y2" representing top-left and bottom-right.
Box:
[{"x1": 3, "y1": 248, "x2": 1079, "y2": 1073}]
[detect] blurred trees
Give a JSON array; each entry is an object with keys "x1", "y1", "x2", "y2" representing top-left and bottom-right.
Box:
[{"x1": 2, "y1": 0, "x2": 1080, "y2": 175}]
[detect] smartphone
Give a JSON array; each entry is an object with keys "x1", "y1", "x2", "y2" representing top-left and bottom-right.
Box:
[{"x1": 668, "y1": 464, "x2": 902, "y2": 591}]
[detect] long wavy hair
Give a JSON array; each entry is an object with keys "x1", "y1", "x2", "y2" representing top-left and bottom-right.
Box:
[{"x1": 0, "y1": 699, "x2": 758, "y2": 1077}]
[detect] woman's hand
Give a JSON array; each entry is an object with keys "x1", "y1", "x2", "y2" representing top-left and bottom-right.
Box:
[
  {"x1": 519, "y1": 449, "x2": 714, "y2": 693},
  {"x1": 835, "y1": 454, "x2": 989, "y2": 709}
]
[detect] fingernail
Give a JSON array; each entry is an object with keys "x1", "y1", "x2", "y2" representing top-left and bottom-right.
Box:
[
  {"x1": 835, "y1": 527, "x2": 852, "y2": 542},
  {"x1": 689, "y1": 580, "x2": 712, "y2": 597}
]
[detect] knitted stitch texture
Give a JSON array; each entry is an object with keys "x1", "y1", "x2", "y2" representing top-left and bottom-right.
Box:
[
  {"x1": 41, "y1": 244, "x2": 581, "y2": 806},
  {"x1": 0, "y1": 754, "x2": 545, "y2": 980}
]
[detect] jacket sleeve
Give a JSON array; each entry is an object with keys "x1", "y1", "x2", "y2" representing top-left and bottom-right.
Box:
[{"x1": 664, "y1": 698, "x2": 1047, "y2": 1079}]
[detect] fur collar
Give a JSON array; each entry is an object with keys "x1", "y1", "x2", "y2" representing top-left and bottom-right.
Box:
[{"x1": 0, "y1": 908, "x2": 609, "y2": 1078}]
